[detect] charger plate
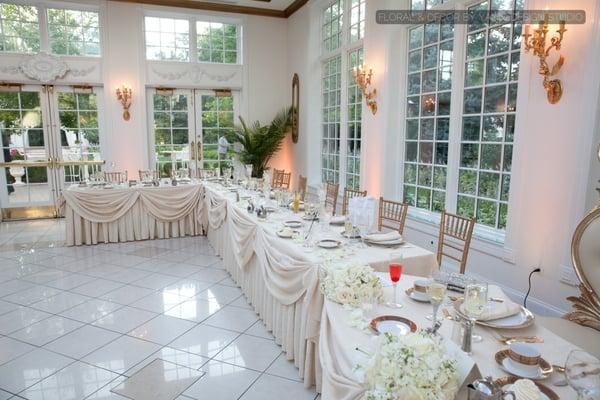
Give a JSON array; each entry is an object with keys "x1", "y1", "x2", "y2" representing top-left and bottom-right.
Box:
[
  {"x1": 453, "y1": 299, "x2": 535, "y2": 329},
  {"x1": 370, "y1": 315, "x2": 417, "y2": 336}
]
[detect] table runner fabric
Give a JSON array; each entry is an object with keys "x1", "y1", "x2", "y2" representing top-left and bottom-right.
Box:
[
  {"x1": 62, "y1": 184, "x2": 204, "y2": 246},
  {"x1": 202, "y1": 184, "x2": 437, "y2": 390}
]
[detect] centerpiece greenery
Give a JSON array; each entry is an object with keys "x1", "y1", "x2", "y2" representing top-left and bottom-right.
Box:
[{"x1": 235, "y1": 107, "x2": 292, "y2": 178}]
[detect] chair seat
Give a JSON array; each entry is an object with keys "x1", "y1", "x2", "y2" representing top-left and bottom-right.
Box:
[{"x1": 536, "y1": 316, "x2": 600, "y2": 358}]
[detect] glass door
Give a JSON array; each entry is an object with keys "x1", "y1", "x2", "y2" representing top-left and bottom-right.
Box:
[{"x1": 0, "y1": 85, "x2": 56, "y2": 219}]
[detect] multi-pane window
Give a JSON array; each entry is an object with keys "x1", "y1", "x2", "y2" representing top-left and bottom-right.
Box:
[
  {"x1": 346, "y1": 48, "x2": 363, "y2": 189},
  {"x1": 321, "y1": 56, "x2": 342, "y2": 184},
  {"x1": 197, "y1": 22, "x2": 238, "y2": 64},
  {"x1": 457, "y1": 0, "x2": 522, "y2": 229},
  {"x1": 200, "y1": 94, "x2": 236, "y2": 169},
  {"x1": 144, "y1": 17, "x2": 190, "y2": 61},
  {"x1": 410, "y1": 0, "x2": 451, "y2": 10},
  {"x1": 349, "y1": 0, "x2": 365, "y2": 43},
  {"x1": 47, "y1": 8, "x2": 100, "y2": 56},
  {"x1": 0, "y1": 3, "x2": 39, "y2": 53},
  {"x1": 322, "y1": 0, "x2": 343, "y2": 53},
  {"x1": 404, "y1": 18, "x2": 454, "y2": 212},
  {"x1": 152, "y1": 93, "x2": 190, "y2": 177}
]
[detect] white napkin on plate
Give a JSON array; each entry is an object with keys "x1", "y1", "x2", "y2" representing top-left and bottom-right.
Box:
[
  {"x1": 363, "y1": 231, "x2": 402, "y2": 243},
  {"x1": 463, "y1": 299, "x2": 521, "y2": 321},
  {"x1": 330, "y1": 216, "x2": 345, "y2": 225}
]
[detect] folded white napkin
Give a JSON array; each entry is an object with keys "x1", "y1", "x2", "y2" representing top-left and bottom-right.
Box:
[
  {"x1": 363, "y1": 231, "x2": 402, "y2": 243},
  {"x1": 330, "y1": 216, "x2": 345, "y2": 225},
  {"x1": 463, "y1": 299, "x2": 521, "y2": 321}
]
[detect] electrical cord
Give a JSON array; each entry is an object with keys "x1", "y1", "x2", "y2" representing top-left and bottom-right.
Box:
[{"x1": 524, "y1": 268, "x2": 541, "y2": 308}]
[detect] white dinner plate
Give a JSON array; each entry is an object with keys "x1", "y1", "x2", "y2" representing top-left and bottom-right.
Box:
[
  {"x1": 284, "y1": 220, "x2": 303, "y2": 228},
  {"x1": 370, "y1": 316, "x2": 417, "y2": 336},
  {"x1": 316, "y1": 239, "x2": 341, "y2": 249}
]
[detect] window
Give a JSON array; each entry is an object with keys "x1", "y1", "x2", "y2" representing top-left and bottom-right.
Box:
[
  {"x1": 349, "y1": 0, "x2": 365, "y2": 43},
  {"x1": 0, "y1": 3, "x2": 39, "y2": 53},
  {"x1": 322, "y1": 0, "x2": 343, "y2": 53},
  {"x1": 457, "y1": 0, "x2": 521, "y2": 230},
  {"x1": 197, "y1": 22, "x2": 238, "y2": 64},
  {"x1": 151, "y1": 92, "x2": 190, "y2": 177},
  {"x1": 145, "y1": 17, "x2": 190, "y2": 61},
  {"x1": 401, "y1": 0, "x2": 522, "y2": 235},
  {"x1": 322, "y1": 56, "x2": 342, "y2": 184},
  {"x1": 200, "y1": 94, "x2": 236, "y2": 169},
  {"x1": 404, "y1": 19, "x2": 454, "y2": 211},
  {"x1": 47, "y1": 8, "x2": 100, "y2": 56},
  {"x1": 346, "y1": 48, "x2": 363, "y2": 189}
]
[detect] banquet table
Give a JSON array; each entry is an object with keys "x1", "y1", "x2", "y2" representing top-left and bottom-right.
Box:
[
  {"x1": 62, "y1": 182, "x2": 204, "y2": 246},
  {"x1": 320, "y1": 273, "x2": 582, "y2": 399},
  {"x1": 202, "y1": 182, "x2": 438, "y2": 389}
]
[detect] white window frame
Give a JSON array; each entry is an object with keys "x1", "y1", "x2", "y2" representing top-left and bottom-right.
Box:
[
  {"x1": 319, "y1": 0, "x2": 365, "y2": 191},
  {"x1": 398, "y1": 0, "x2": 526, "y2": 245},
  {"x1": 143, "y1": 9, "x2": 243, "y2": 65},
  {"x1": 0, "y1": 0, "x2": 102, "y2": 57}
]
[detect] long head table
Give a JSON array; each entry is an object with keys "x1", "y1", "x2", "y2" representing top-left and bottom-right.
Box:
[
  {"x1": 202, "y1": 182, "x2": 438, "y2": 390},
  {"x1": 320, "y1": 274, "x2": 582, "y2": 399}
]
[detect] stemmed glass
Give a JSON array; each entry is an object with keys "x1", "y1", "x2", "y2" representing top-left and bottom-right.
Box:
[
  {"x1": 463, "y1": 282, "x2": 488, "y2": 343},
  {"x1": 425, "y1": 282, "x2": 447, "y2": 324},
  {"x1": 565, "y1": 350, "x2": 600, "y2": 399},
  {"x1": 387, "y1": 253, "x2": 403, "y2": 309}
]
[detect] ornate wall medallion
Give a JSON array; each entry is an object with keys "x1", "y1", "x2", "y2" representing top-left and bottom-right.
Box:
[{"x1": 19, "y1": 52, "x2": 68, "y2": 83}]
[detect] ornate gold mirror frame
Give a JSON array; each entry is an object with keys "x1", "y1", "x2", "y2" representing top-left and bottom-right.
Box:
[
  {"x1": 566, "y1": 205, "x2": 600, "y2": 331},
  {"x1": 291, "y1": 73, "x2": 299, "y2": 144}
]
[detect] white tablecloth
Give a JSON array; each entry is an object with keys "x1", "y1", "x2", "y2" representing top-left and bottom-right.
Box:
[
  {"x1": 202, "y1": 183, "x2": 438, "y2": 389},
  {"x1": 62, "y1": 183, "x2": 204, "y2": 246},
  {"x1": 320, "y1": 274, "x2": 582, "y2": 399}
]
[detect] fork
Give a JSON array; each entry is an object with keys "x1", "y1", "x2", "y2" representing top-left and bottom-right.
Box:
[{"x1": 491, "y1": 331, "x2": 544, "y2": 344}]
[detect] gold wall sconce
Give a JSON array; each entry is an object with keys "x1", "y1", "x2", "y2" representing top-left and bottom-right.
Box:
[
  {"x1": 523, "y1": 15, "x2": 567, "y2": 104},
  {"x1": 116, "y1": 83, "x2": 132, "y2": 121},
  {"x1": 352, "y1": 65, "x2": 377, "y2": 115}
]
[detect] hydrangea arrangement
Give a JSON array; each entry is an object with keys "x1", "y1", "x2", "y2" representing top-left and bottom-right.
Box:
[
  {"x1": 361, "y1": 331, "x2": 459, "y2": 400},
  {"x1": 320, "y1": 264, "x2": 384, "y2": 307}
]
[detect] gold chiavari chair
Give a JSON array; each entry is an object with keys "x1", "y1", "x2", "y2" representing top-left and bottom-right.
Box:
[
  {"x1": 138, "y1": 170, "x2": 159, "y2": 182},
  {"x1": 341, "y1": 187, "x2": 367, "y2": 215},
  {"x1": 324, "y1": 181, "x2": 340, "y2": 215},
  {"x1": 173, "y1": 168, "x2": 191, "y2": 180},
  {"x1": 378, "y1": 197, "x2": 409, "y2": 234},
  {"x1": 436, "y1": 209, "x2": 476, "y2": 274},
  {"x1": 273, "y1": 171, "x2": 291, "y2": 190},
  {"x1": 103, "y1": 171, "x2": 128, "y2": 184},
  {"x1": 197, "y1": 168, "x2": 216, "y2": 179},
  {"x1": 298, "y1": 175, "x2": 307, "y2": 201},
  {"x1": 271, "y1": 168, "x2": 284, "y2": 186}
]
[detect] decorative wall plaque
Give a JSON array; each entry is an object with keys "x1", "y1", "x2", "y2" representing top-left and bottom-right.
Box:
[{"x1": 19, "y1": 52, "x2": 68, "y2": 83}]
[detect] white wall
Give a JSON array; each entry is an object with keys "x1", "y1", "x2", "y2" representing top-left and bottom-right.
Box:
[{"x1": 286, "y1": 0, "x2": 600, "y2": 315}]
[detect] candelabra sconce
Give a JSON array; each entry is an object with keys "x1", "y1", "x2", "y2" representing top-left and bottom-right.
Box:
[
  {"x1": 352, "y1": 65, "x2": 378, "y2": 115},
  {"x1": 116, "y1": 83, "x2": 132, "y2": 121},
  {"x1": 522, "y1": 15, "x2": 567, "y2": 104}
]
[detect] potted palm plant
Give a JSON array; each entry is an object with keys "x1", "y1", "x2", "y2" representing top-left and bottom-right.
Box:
[{"x1": 235, "y1": 107, "x2": 292, "y2": 178}]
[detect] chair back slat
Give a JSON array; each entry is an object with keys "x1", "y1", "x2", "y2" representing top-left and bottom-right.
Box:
[
  {"x1": 271, "y1": 169, "x2": 284, "y2": 186},
  {"x1": 103, "y1": 171, "x2": 127, "y2": 184},
  {"x1": 342, "y1": 187, "x2": 367, "y2": 215},
  {"x1": 139, "y1": 170, "x2": 159, "y2": 181},
  {"x1": 436, "y1": 209, "x2": 476, "y2": 274},
  {"x1": 324, "y1": 182, "x2": 340, "y2": 215},
  {"x1": 197, "y1": 168, "x2": 217, "y2": 179},
  {"x1": 273, "y1": 171, "x2": 291, "y2": 189},
  {"x1": 298, "y1": 175, "x2": 307, "y2": 201},
  {"x1": 378, "y1": 197, "x2": 409, "y2": 234}
]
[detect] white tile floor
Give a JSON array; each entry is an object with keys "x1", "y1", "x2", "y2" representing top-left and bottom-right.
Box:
[{"x1": 0, "y1": 219, "x2": 319, "y2": 400}]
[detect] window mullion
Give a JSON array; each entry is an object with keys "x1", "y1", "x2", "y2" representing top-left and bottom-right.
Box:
[
  {"x1": 38, "y1": 5, "x2": 49, "y2": 53},
  {"x1": 339, "y1": 49, "x2": 349, "y2": 190},
  {"x1": 189, "y1": 17, "x2": 198, "y2": 63}
]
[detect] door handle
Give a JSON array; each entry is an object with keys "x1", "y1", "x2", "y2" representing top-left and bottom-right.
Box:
[
  {"x1": 190, "y1": 141, "x2": 195, "y2": 161},
  {"x1": 197, "y1": 141, "x2": 202, "y2": 161}
]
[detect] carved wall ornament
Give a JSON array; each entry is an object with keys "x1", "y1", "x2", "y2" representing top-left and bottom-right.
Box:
[
  {"x1": 19, "y1": 52, "x2": 68, "y2": 83},
  {"x1": 68, "y1": 65, "x2": 96, "y2": 77},
  {"x1": 152, "y1": 65, "x2": 237, "y2": 84}
]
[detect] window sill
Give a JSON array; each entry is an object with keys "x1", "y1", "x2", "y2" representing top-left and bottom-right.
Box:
[{"x1": 405, "y1": 208, "x2": 514, "y2": 263}]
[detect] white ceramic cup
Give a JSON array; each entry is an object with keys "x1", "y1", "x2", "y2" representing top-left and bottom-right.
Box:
[
  {"x1": 508, "y1": 342, "x2": 541, "y2": 377},
  {"x1": 412, "y1": 279, "x2": 432, "y2": 301}
]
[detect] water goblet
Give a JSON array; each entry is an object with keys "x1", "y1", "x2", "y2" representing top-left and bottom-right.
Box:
[
  {"x1": 565, "y1": 350, "x2": 600, "y2": 399},
  {"x1": 463, "y1": 282, "x2": 488, "y2": 343},
  {"x1": 425, "y1": 282, "x2": 447, "y2": 324}
]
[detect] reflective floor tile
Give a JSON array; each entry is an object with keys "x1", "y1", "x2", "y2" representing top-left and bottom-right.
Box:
[
  {"x1": 92, "y1": 306, "x2": 157, "y2": 334},
  {"x1": 203, "y1": 306, "x2": 258, "y2": 333},
  {"x1": 0, "y1": 307, "x2": 53, "y2": 335},
  {"x1": 128, "y1": 314, "x2": 196, "y2": 345},
  {"x1": 1, "y1": 284, "x2": 63, "y2": 306},
  {"x1": 164, "y1": 298, "x2": 222, "y2": 323},
  {"x1": 126, "y1": 347, "x2": 208, "y2": 377},
  {"x1": 58, "y1": 298, "x2": 123, "y2": 324},
  {"x1": 182, "y1": 255, "x2": 221, "y2": 267},
  {"x1": 82, "y1": 335, "x2": 162, "y2": 375},
  {"x1": 81, "y1": 376, "x2": 128, "y2": 400},
  {"x1": 169, "y1": 324, "x2": 239, "y2": 358},
  {"x1": 214, "y1": 334, "x2": 282, "y2": 372},
  {"x1": 0, "y1": 348, "x2": 74, "y2": 394},
  {"x1": 0, "y1": 336, "x2": 36, "y2": 366},
  {"x1": 0, "y1": 280, "x2": 36, "y2": 298},
  {"x1": 229, "y1": 295, "x2": 253, "y2": 310},
  {"x1": 109, "y1": 268, "x2": 152, "y2": 284},
  {"x1": 45, "y1": 273, "x2": 97, "y2": 290},
  {"x1": 162, "y1": 279, "x2": 213, "y2": 299},
  {"x1": 265, "y1": 353, "x2": 302, "y2": 382},
  {"x1": 99, "y1": 285, "x2": 155, "y2": 306},
  {"x1": 158, "y1": 264, "x2": 202, "y2": 278},
  {"x1": 70, "y1": 279, "x2": 125, "y2": 298},
  {"x1": 131, "y1": 273, "x2": 181, "y2": 291},
  {"x1": 21, "y1": 268, "x2": 72, "y2": 284},
  {"x1": 29, "y1": 291, "x2": 90, "y2": 314},
  {"x1": 9, "y1": 315, "x2": 84, "y2": 346},
  {"x1": 244, "y1": 321, "x2": 275, "y2": 340},
  {"x1": 187, "y1": 268, "x2": 229, "y2": 284},
  {"x1": 0, "y1": 299, "x2": 19, "y2": 316},
  {"x1": 182, "y1": 360, "x2": 260, "y2": 400},
  {"x1": 239, "y1": 373, "x2": 316, "y2": 400},
  {"x1": 44, "y1": 325, "x2": 121, "y2": 359},
  {"x1": 127, "y1": 247, "x2": 170, "y2": 259},
  {"x1": 19, "y1": 361, "x2": 120, "y2": 400},
  {"x1": 195, "y1": 284, "x2": 244, "y2": 305},
  {"x1": 110, "y1": 359, "x2": 204, "y2": 400}
]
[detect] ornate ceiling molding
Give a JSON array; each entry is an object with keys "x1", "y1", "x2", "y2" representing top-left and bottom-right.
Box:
[
  {"x1": 0, "y1": 52, "x2": 97, "y2": 82},
  {"x1": 152, "y1": 65, "x2": 237, "y2": 84}
]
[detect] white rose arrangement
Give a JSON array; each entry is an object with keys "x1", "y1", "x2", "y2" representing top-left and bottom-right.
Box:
[
  {"x1": 359, "y1": 331, "x2": 459, "y2": 400},
  {"x1": 320, "y1": 264, "x2": 384, "y2": 307}
]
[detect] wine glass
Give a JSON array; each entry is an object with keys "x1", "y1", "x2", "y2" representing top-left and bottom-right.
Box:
[
  {"x1": 387, "y1": 253, "x2": 403, "y2": 309},
  {"x1": 565, "y1": 350, "x2": 600, "y2": 399},
  {"x1": 463, "y1": 282, "x2": 488, "y2": 343},
  {"x1": 425, "y1": 282, "x2": 447, "y2": 324}
]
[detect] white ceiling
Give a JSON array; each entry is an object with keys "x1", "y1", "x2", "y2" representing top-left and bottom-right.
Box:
[{"x1": 190, "y1": 0, "x2": 297, "y2": 11}]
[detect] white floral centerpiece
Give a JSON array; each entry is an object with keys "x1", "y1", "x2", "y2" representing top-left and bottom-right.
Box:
[
  {"x1": 359, "y1": 331, "x2": 459, "y2": 400},
  {"x1": 320, "y1": 264, "x2": 384, "y2": 307}
]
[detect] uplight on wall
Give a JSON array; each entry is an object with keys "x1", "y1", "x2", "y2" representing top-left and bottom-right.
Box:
[
  {"x1": 352, "y1": 65, "x2": 378, "y2": 115},
  {"x1": 116, "y1": 83, "x2": 133, "y2": 121}
]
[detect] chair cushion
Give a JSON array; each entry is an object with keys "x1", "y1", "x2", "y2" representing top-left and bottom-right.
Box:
[{"x1": 537, "y1": 316, "x2": 600, "y2": 358}]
